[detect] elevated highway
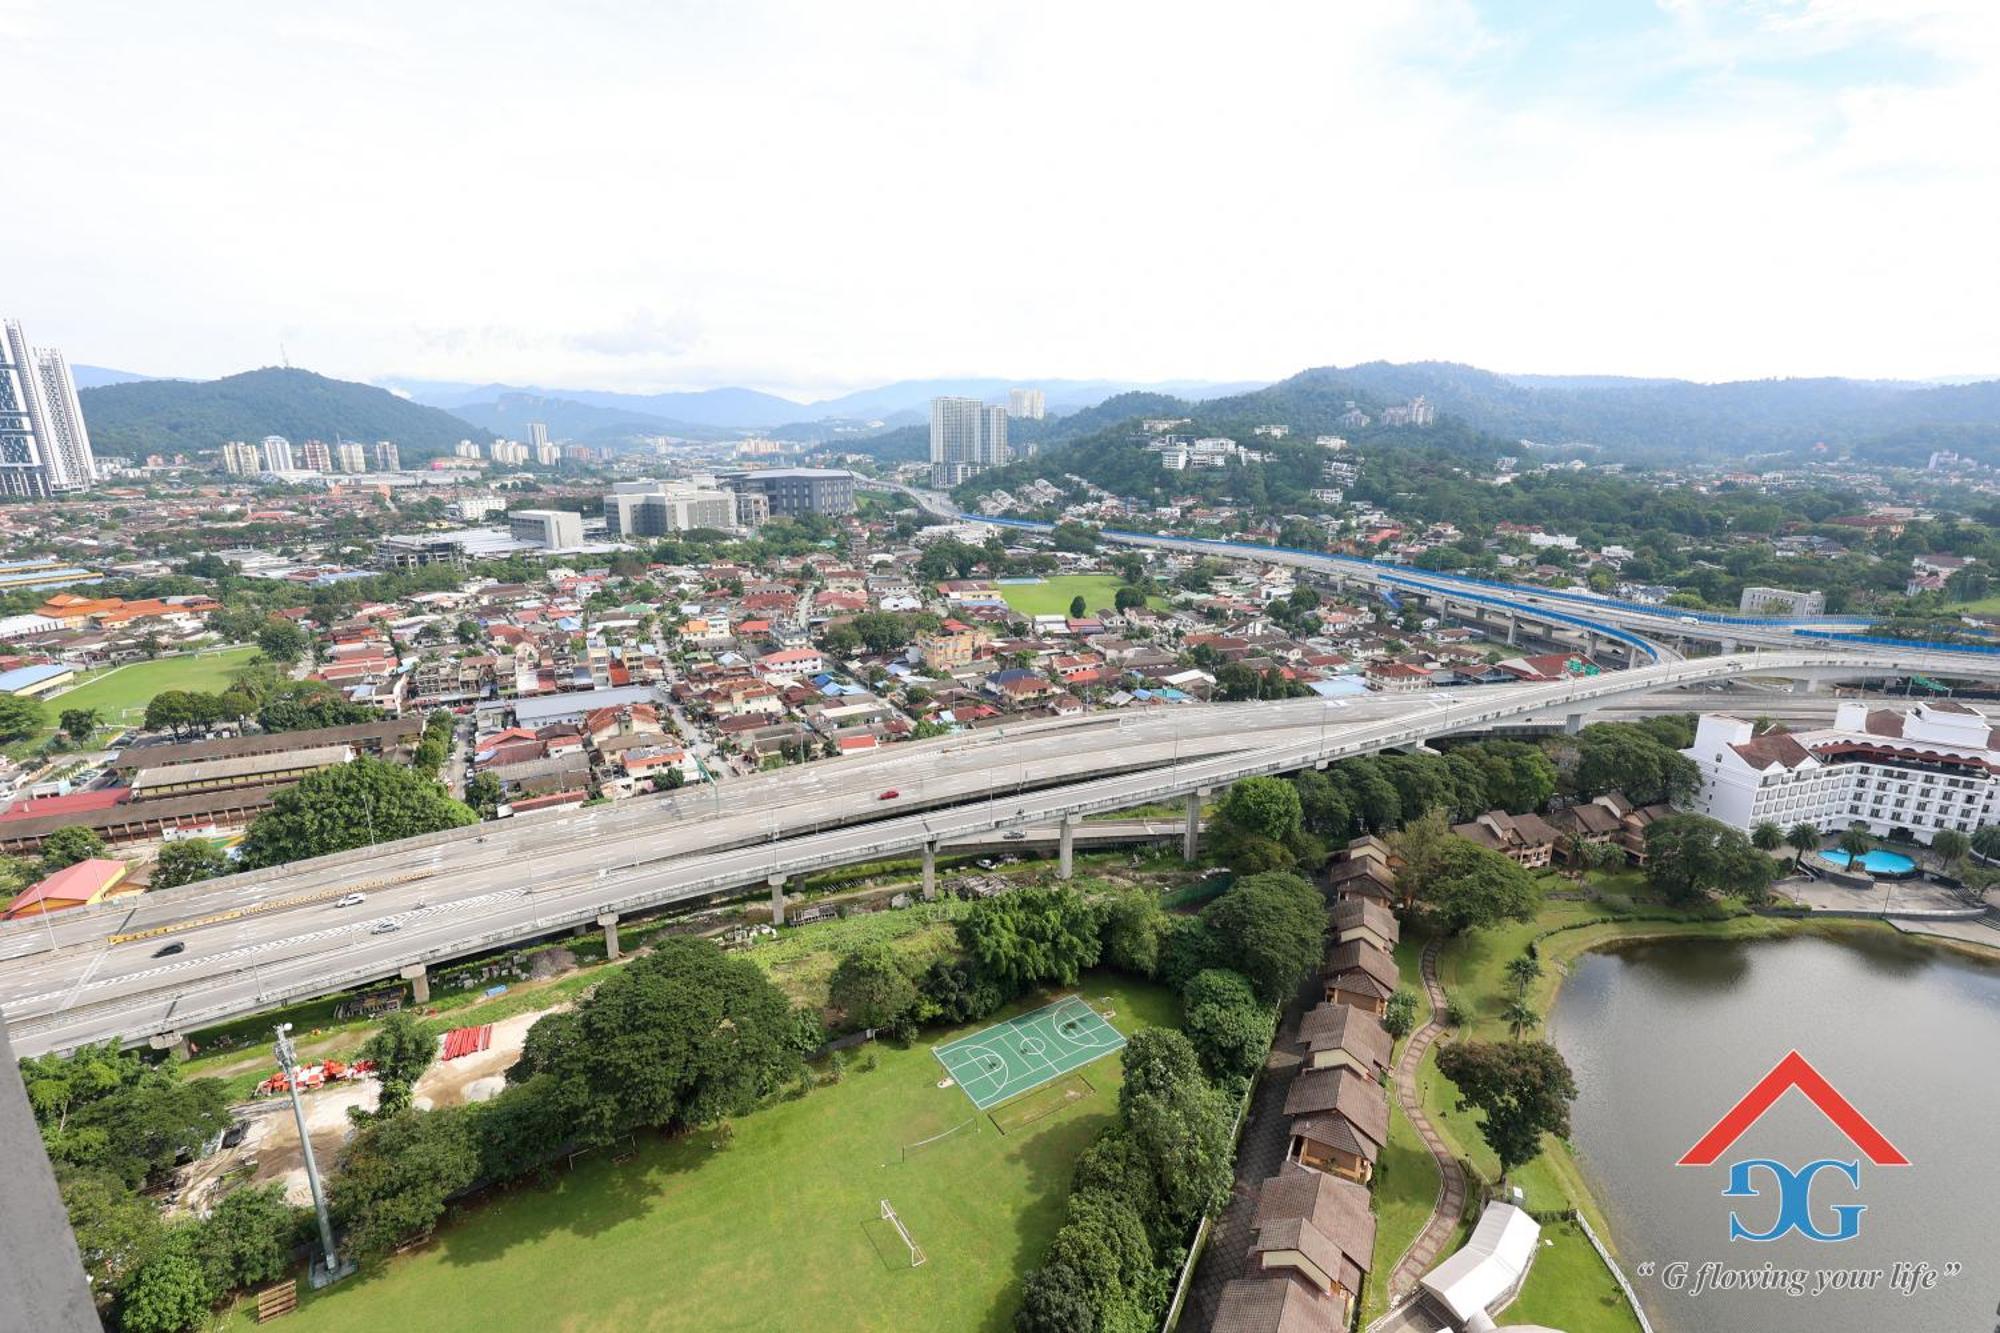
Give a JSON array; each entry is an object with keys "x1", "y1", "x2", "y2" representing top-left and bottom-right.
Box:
[{"x1": 0, "y1": 648, "x2": 1986, "y2": 1056}]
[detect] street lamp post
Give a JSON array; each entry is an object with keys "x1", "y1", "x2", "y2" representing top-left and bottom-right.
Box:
[{"x1": 274, "y1": 1023, "x2": 353, "y2": 1288}]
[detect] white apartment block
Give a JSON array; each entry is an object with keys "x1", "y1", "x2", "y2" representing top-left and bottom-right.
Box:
[
  {"x1": 930, "y1": 396, "x2": 1009, "y2": 487},
  {"x1": 1683, "y1": 702, "x2": 2000, "y2": 845},
  {"x1": 1007, "y1": 387, "x2": 1045, "y2": 420},
  {"x1": 0, "y1": 320, "x2": 97, "y2": 496}
]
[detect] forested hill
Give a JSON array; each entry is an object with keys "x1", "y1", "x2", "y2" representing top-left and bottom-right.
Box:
[
  {"x1": 81, "y1": 368, "x2": 494, "y2": 460},
  {"x1": 1289, "y1": 362, "x2": 2000, "y2": 463}
]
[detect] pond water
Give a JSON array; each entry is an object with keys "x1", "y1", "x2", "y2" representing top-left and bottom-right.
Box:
[{"x1": 1548, "y1": 931, "x2": 2000, "y2": 1333}]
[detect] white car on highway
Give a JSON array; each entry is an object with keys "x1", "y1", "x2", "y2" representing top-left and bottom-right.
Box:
[
  {"x1": 334, "y1": 893, "x2": 366, "y2": 908},
  {"x1": 369, "y1": 920, "x2": 401, "y2": 934}
]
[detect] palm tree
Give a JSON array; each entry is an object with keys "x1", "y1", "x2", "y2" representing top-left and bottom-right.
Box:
[
  {"x1": 1786, "y1": 823, "x2": 1821, "y2": 871},
  {"x1": 1838, "y1": 825, "x2": 1873, "y2": 863},
  {"x1": 1502, "y1": 999, "x2": 1539, "y2": 1040},
  {"x1": 1505, "y1": 955, "x2": 1542, "y2": 996},
  {"x1": 1751, "y1": 822, "x2": 1784, "y2": 853}
]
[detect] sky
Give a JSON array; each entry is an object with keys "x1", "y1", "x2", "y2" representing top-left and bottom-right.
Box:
[{"x1": 3, "y1": 0, "x2": 1996, "y2": 399}]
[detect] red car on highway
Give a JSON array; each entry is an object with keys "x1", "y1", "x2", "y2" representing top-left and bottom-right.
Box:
[{"x1": 878, "y1": 789, "x2": 900, "y2": 800}]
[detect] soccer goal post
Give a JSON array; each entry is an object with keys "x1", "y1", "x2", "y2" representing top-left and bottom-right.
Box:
[{"x1": 880, "y1": 1198, "x2": 927, "y2": 1267}]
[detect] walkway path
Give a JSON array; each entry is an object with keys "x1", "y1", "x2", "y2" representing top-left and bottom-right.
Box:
[{"x1": 1384, "y1": 939, "x2": 1467, "y2": 1300}]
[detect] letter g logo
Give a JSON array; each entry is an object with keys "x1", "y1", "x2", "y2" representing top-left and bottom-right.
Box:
[{"x1": 1722, "y1": 1158, "x2": 1865, "y2": 1242}]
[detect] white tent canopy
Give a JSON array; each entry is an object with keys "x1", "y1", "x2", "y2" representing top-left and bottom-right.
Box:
[{"x1": 1420, "y1": 1201, "x2": 1543, "y2": 1325}]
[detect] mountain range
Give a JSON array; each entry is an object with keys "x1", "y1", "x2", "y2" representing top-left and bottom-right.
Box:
[
  {"x1": 69, "y1": 359, "x2": 2000, "y2": 467},
  {"x1": 376, "y1": 375, "x2": 1267, "y2": 434},
  {"x1": 79, "y1": 368, "x2": 493, "y2": 459}
]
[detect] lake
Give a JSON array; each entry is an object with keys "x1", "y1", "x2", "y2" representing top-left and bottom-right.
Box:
[{"x1": 1549, "y1": 931, "x2": 2000, "y2": 1333}]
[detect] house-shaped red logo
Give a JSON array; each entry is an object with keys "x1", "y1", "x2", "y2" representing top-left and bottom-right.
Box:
[{"x1": 1677, "y1": 1050, "x2": 1908, "y2": 1167}]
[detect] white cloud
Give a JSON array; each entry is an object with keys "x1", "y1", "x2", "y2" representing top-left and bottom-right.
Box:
[{"x1": 3, "y1": 0, "x2": 1995, "y2": 393}]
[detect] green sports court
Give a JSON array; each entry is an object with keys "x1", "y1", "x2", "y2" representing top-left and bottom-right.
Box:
[{"x1": 932, "y1": 995, "x2": 1128, "y2": 1111}]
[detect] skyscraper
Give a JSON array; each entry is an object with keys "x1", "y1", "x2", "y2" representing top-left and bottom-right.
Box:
[
  {"x1": 0, "y1": 320, "x2": 97, "y2": 496},
  {"x1": 337, "y1": 442, "x2": 367, "y2": 473},
  {"x1": 261, "y1": 435, "x2": 295, "y2": 471},
  {"x1": 371, "y1": 441, "x2": 401, "y2": 472},
  {"x1": 299, "y1": 439, "x2": 333, "y2": 472},
  {"x1": 1007, "y1": 387, "x2": 1045, "y2": 420},
  {"x1": 219, "y1": 441, "x2": 262, "y2": 475},
  {"x1": 929, "y1": 397, "x2": 1010, "y2": 488},
  {"x1": 526, "y1": 421, "x2": 550, "y2": 451}
]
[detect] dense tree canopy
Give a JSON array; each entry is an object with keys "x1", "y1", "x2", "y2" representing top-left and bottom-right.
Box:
[
  {"x1": 331, "y1": 1106, "x2": 481, "y2": 1259},
  {"x1": 956, "y1": 887, "x2": 1104, "y2": 993},
  {"x1": 1643, "y1": 814, "x2": 1778, "y2": 903},
  {"x1": 827, "y1": 941, "x2": 919, "y2": 1032},
  {"x1": 236, "y1": 757, "x2": 476, "y2": 869},
  {"x1": 510, "y1": 937, "x2": 804, "y2": 1146},
  {"x1": 1197, "y1": 871, "x2": 1325, "y2": 1004}
]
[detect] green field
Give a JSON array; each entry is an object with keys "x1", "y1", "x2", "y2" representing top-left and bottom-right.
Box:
[
  {"x1": 44, "y1": 648, "x2": 258, "y2": 730},
  {"x1": 226, "y1": 972, "x2": 1177, "y2": 1333},
  {"x1": 1504, "y1": 1220, "x2": 1643, "y2": 1331},
  {"x1": 995, "y1": 576, "x2": 1144, "y2": 619}
]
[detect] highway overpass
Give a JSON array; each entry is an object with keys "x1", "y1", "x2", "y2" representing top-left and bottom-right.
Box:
[{"x1": 0, "y1": 648, "x2": 1986, "y2": 1057}]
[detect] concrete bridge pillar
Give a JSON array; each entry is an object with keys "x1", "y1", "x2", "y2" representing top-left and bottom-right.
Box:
[
  {"x1": 1582, "y1": 632, "x2": 1599, "y2": 660},
  {"x1": 768, "y1": 875, "x2": 787, "y2": 926},
  {"x1": 1563, "y1": 714, "x2": 1586, "y2": 736},
  {"x1": 1183, "y1": 788, "x2": 1210, "y2": 863},
  {"x1": 1791, "y1": 676, "x2": 1823, "y2": 695},
  {"x1": 598, "y1": 913, "x2": 621, "y2": 960},
  {"x1": 1058, "y1": 816, "x2": 1077, "y2": 880},
  {"x1": 148, "y1": 1031, "x2": 189, "y2": 1062},
  {"x1": 400, "y1": 963, "x2": 429, "y2": 1005},
  {"x1": 921, "y1": 840, "x2": 938, "y2": 900},
  {"x1": 1506, "y1": 614, "x2": 1519, "y2": 647}
]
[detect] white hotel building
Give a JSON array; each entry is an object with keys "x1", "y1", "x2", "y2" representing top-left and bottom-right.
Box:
[{"x1": 1683, "y1": 702, "x2": 2000, "y2": 845}]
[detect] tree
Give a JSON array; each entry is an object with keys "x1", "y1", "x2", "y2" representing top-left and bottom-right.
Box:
[
  {"x1": 1501, "y1": 999, "x2": 1539, "y2": 1040},
  {"x1": 1209, "y1": 776, "x2": 1306, "y2": 872},
  {"x1": 118, "y1": 1231, "x2": 215, "y2": 1333},
  {"x1": 1181, "y1": 968, "x2": 1275, "y2": 1081},
  {"x1": 256, "y1": 682, "x2": 373, "y2": 733},
  {"x1": 1751, "y1": 821, "x2": 1785, "y2": 853},
  {"x1": 1381, "y1": 989, "x2": 1419, "y2": 1039},
  {"x1": 1973, "y1": 824, "x2": 2000, "y2": 863},
  {"x1": 331, "y1": 1107, "x2": 480, "y2": 1259},
  {"x1": 1435, "y1": 1039, "x2": 1578, "y2": 1176},
  {"x1": 236, "y1": 757, "x2": 476, "y2": 869},
  {"x1": 1837, "y1": 824, "x2": 1873, "y2": 861},
  {"x1": 1572, "y1": 724, "x2": 1700, "y2": 805},
  {"x1": 956, "y1": 887, "x2": 1104, "y2": 996},
  {"x1": 1015, "y1": 1260, "x2": 1098, "y2": 1333},
  {"x1": 360, "y1": 1012, "x2": 437, "y2": 1116},
  {"x1": 59, "y1": 707, "x2": 100, "y2": 743},
  {"x1": 1930, "y1": 829, "x2": 1971, "y2": 872},
  {"x1": 0, "y1": 691, "x2": 45, "y2": 744},
  {"x1": 39, "y1": 825, "x2": 107, "y2": 876},
  {"x1": 255, "y1": 618, "x2": 309, "y2": 665},
  {"x1": 464, "y1": 770, "x2": 504, "y2": 817},
  {"x1": 60, "y1": 1167, "x2": 164, "y2": 1300},
  {"x1": 195, "y1": 1183, "x2": 299, "y2": 1291},
  {"x1": 1098, "y1": 889, "x2": 1166, "y2": 979},
  {"x1": 1504, "y1": 955, "x2": 1542, "y2": 996},
  {"x1": 151, "y1": 838, "x2": 231, "y2": 889},
  {"x1": 1116, "y1": 1031, "x2": 1235, "y2": 1234},
  {"x1": 1386, "y1": 807, "x2": 1454, "y2": 910},
  {"x1": 1415, "y1": 838, "x2": 1543, "y2": 935},
  {"x1": 1114, "y1": 586, "x2": 1146, "y2": 612},
  {"x1": 827, "y1": 941, "x2": 918, "y2": 1031},
  {"x1": 1197, "y1": 871, "x2": 1324, "y2": 1004},
  {"x1": 1643, "y1": 814, "x2": 1777, "y2": 904},
  {"x1": 1785, "y1": 822, "x2": 1821, "y2": 870},
  {"x1": 512, "y1": 937, "x2": 803, "y2": 1148},
  {"x1": 1068, "y1": 594, "x2": 1087, "y2": 619}
]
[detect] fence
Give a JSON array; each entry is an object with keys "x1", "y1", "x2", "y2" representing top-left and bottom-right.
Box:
[
  {"x1": 1575, "y1": 1213, "x2": 1655, "y2": 1333},
  {"x1": 1160, "y1": 1072, "x2": 1258, "y2": 1331}
]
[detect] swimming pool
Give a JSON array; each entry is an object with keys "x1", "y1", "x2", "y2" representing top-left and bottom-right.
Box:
[{"x1": 1822, "y1": 848, "x2": 1918, "y2": 877}]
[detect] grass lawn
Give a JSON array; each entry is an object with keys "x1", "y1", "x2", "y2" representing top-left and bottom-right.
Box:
[
  {"x1": 1503, "y1": 1220, "x2": 1643, "y2": 1332},
  {"x1": 1361, "y1": 1097, "x2": 1441, "y2": 1323},
  {"x1": 995, "y1": 575, "x2": 1154, "y2": 619},
  {"x1": 743, "y1": 901, "x2": 970, "y2": 1010},
  {"x1": 224, "y1": 971, "x2": 1177, "y2": 1333},
  {"x1": 22, "y1": 647, "x2": 260, "y2": 751}
]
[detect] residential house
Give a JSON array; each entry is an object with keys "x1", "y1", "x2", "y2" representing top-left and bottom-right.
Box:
[{"x1": 1283, "y1": 1066, "x2": 1389, "y2": 1182}]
